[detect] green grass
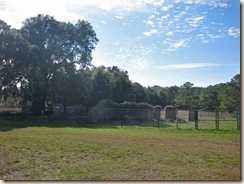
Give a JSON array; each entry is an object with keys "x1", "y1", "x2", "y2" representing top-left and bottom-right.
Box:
[{"x1": 0, "y1": 118, "x2": 240, "y2": 180}]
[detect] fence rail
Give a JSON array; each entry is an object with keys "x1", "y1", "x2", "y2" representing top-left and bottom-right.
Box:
[
  {"x1": 193, "y1": 109, "x2": 240, "y2": 130},
  {"x1": 0, "y1": 106, "x2": 240, "y2": 130}
]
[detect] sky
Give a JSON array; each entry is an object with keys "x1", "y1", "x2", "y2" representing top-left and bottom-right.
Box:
[{"x1": 0, "y1": 0, "x2": 241, "y2": 87}]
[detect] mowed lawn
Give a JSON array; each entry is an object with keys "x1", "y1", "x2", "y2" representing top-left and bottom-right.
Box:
[{"x1": 0, "y1": 120, "x2": 240, "y2": 180}]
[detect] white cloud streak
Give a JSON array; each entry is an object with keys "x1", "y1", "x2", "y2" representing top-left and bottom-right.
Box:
[
  {"x1": 67, "y1": 0, "x2": 165, "y2": 12},
  {"x1": 114, "y1": 15, "x2": 124, "y2": 19},
  {"x1": 158, "y1": 63, "x2": 223, "y2": 70},
  {"x1": 174, "y1": 0, "x2": 229, "y2": 8}
]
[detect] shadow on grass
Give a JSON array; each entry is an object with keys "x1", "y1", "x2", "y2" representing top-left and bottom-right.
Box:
[
  {"x1": 0, "y1": 117, "x2": 110, "y2": 132},
  {"x1": 0, "y1": 115, "x2": 175, "y2": 132},
  {"x1": 0, "y1": 116, "x2": 238, "y2": 133}
]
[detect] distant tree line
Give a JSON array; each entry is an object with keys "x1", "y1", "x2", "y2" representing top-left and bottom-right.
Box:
[
  {"x1": 0, "y1": 15, "x2": 240, "y2": 114},
  {"x1": 53, "y1": 66, "x2": 239, "y2": 112}
]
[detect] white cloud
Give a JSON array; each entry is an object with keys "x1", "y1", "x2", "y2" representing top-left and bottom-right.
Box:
[
  {"x1": 161, "y1": 4, "x2": 174, "y2": 11},
  {"x1": 160, "y1": 14, "x2": 170, "y2": 20},
  {"x1": 207, "y1": 34, "x2": 223, "y2": 39},
  {"x1": 142, "y1": 0, "x2": 165, "y2": 7},
  {"x1": 115, "y1": 15, "x2": 124, "y2": 19},
  {"x1": 202, "y1": 40, "x2": 209, "y2": 43},
  {"x1": 173, "y1": 11, "x2": 187, "y2": 20},
  {"x1": 97, "y1": 0, "x2": 142, "y2": 11},
  {"x1": 166, "y1": 31, "x2": 174, "y2": 36},
  {"x1": 197, "y1": 34, "x2": 204, "y2": 37},
  {"x1": 158, "y1": 63, "x2": 222, "y2": 70},
  {"x1": 74, "y1": 0, "x2": 165, "y2": 12},
  {"x1": 154, "y1": 11, "x2": 160, "y2": 15},
  {"x1": 192, "y1": 16, "x2": 205, "y2": 21},
  {"x1": 100, "y1": 20, "x2": 107, "y2": 24},
  {"x1": 227, "y1": 27, "x2": 240, "y2": 38},
  {"x1": 105, "y1": 41, "x2": 156, "y2": 72},
  {"x1": 0, "y1": 0, "x2": 165, "y2": 28},
  {"x1": 130, "y1": 59, "x2": 152, "y2": 70},
  {"x1": 174, "y1": 0, "x2": 229, "y2": 8},
  {"x1": 209, "y1": 1, "x2": 229, "y2": 8},
  {"x1": 164, "y1": 38, "x2": 190, "y2": 52},
  {"x1": 143, "y1": 29, "x2": 158, "y2": 36},
  {"x1": 143, "y1": 14, "x2": 157, "y2": 27},
  {"x1": 171, "y1": 40, "x2": 186, "y2": 49},
  {"x1": 0, "y1": 0, "x2": 68, "y2": 28},
  {"x1": 196, "y1": 34, "x2": 209, "y2": 43},
  {"x1": 185, "y1": 16, "x2": 205, "y2": 28},
  {"x1": 143, "y1": 19, "x2": 155, "y2": 27}
]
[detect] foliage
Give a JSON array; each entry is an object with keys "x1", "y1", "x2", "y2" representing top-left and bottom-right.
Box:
[
  {"x1": 175, "y1": 82, "x2": 196, "y2": 109},
  {"x1": 90, "y1": 66, "x2": 113, "y2": 106},
  {"x1": 131, "y1": 82, "x2": 148, "y2": 103},
  {"x1": 220, "y1": 74, "x2": 240, "y2": 111},
  {"x1": 49, "y1": 67, "x2": 91, "y2": 107},
  {"x1": 94, "y1": 98, "x2": 154, "y2": 110},
  {"x1": 200, "y1": 85, "x2": 221, "y2": 110},
  {"x1": 0, "y1": 15, "x2": 98, "y2": 113}
]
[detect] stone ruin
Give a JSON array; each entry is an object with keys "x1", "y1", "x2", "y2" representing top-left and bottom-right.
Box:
[
  {"x1": 164, "y1": 105, "x2": 176, "y2": 121},
  {"x1": 88, "y1": 99, "x2": 159, "y2": 123}
]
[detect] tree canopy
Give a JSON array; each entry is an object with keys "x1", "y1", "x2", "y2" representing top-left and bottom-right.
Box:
[
  {"x1": 220, "y1": 74, "x2": 240, "y2": 111},
  {"x1": 0, "y1": 15, "x2": 98, "y2": 113}
]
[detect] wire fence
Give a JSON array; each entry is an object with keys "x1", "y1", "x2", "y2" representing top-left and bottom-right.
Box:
[{"x1": 0, "y1": 105, "x2": 240, "y2": 130}]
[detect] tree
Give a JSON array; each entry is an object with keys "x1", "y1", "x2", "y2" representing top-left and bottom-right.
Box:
[
  {"x1": 0, "y1": 15, "x2": 98, "y2": 113},
  {"x1": 164, "y1": 86, "x2": 179, "y2": 106},
  {"x1": 132, "y1": 82, "x2": 148, "y2": 103},
  {"x1": 220, "y1": 74, "x2": 240, "y2": 111},
  {"x1": 192, "y1": 87, "x2": 201, "y2": 109},
  {"x1": 146, "y1": 86, "x2": 162, "y2": 106},
  {"x1": 108, "y1": 66, "x2": 133, "y2": 103},
  {"x1": 49, "y1": 66, "x2": 92, "y2": 108},
  {"x1": 90, "y1": 66, "x2": 113, "y2": 106},
  {"x1": 0, "y1": 20, "x2": 29, "y2": 101},
  {"x1": 175, "y1": 82, "x2": 195, "y2": 110},
  {"x1": 89, "y1": 66, "x2": 134, "y2": 105},
  {"x1": 200, "y1": 85, "x2": 221, "y2": 110}
]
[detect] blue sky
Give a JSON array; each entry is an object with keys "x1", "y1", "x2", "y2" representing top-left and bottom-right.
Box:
[{"x1": 0, "y1": 0, "x2": 240, "y2": 87}]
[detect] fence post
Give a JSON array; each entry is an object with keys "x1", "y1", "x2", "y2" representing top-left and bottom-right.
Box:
[
  {"x1": 215, "y1": 110, "x2": 219, "y2": 130},
  {"x1": 194, "y1": 110, "x2": 198, "y2": 130},
  {"x1": 176, "y1": 112, "x2": 178, "y2": 130},
  {"x1": 157, "y1": 109, "x2": 160, "y2": 129},
  {"x1": 237, "y1": 109, "x2": 240, "y2": 130}
]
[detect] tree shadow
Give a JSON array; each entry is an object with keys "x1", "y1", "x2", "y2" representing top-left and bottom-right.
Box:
[
  {"x1": 0, "y1": 115, "x2": 176, "y2": 132},
  {"x1": 0, "y1": 116, "x2": 238, "y2": 133}
]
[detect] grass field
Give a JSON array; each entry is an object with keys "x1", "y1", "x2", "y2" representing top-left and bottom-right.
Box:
[{"x1": 0, "y1": 118, "x2": 240, "y2": 180}]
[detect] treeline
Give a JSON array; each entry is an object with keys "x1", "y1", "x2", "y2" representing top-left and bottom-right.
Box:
[
  {"x1": 46, "y1": 65, "x2": 240, "y2": 111},
  {"x1": 4, "y1": 65, "x2": 240, "y2": 112},
  {"x1": 0, "y1": 15, "x2": 240, "y2": 113}
]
